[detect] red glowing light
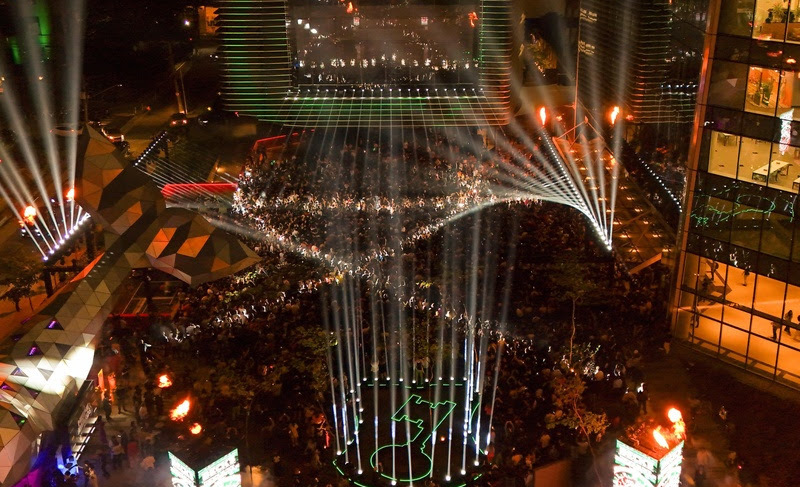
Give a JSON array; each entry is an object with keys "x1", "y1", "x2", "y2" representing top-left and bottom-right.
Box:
[
  {"x1": 157, "y1": 374, "x2": 173, "y2": 388},
  {"x1": 190, "y1": 423, "x2": 203, "y2": 435},
  {"x1": 170, "y1": 398, "x2": 191, "y2": 421},
  {"x1": 346, "y1": 2, "x2": 354, "y2": 14},
  {"x1": 468, "y1": 11, "x2": 479, "y2": 28}
]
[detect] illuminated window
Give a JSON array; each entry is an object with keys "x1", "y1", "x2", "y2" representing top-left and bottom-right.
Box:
[
  {"x1": 745, "y1": 66, "x2": 780, "y2": 116},
  {"x1": 753, "y1": 0, "x2": 789, "y2": 41},
  {"x1": 708, "y1": 131, "x2": 740, "y2": 179}
]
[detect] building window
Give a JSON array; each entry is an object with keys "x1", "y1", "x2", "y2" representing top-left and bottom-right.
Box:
[
  {"x1": 719, "y1": 0, "x2": 755, "y2": 37},
  {"x1": 737, "y1": 136, "x2": 773, "y2": 186},
  {"x1": 778, "y1": 69, "x2": 800, "y2": 120},
  {"x1": 708, "y1": 61, "x2": 747, "y2": 109},
  {"x1": 753, "y1": 0, "x2": 789, "y2": 41},
  {"x1": 745, "y1": 66, "x2": 780, "y2": 116},
  {"x1": 708, "y1": 131, "x2": 741, "y2": 179}
]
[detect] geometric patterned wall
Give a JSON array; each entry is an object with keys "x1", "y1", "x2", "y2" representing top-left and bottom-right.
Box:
[{"x1": 0, "y1": 127, "x2": 259, "y2": 485}]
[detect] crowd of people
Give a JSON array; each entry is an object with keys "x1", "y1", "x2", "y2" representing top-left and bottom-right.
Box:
[{"x1": 77, "y1": 128, "x2": 672, "y2": 487}]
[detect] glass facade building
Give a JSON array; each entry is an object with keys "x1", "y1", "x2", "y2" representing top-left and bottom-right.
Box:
[{"x1": 673, "y1": 0, "x2": 800, "y2": 388}]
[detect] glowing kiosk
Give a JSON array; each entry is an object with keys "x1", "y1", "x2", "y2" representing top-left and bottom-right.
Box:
[
  {"x1": 612, "y1": 409, "x2": 685, "y2": 487},
  {"x1": 168, "y1": 445, "x2": 241, "y2": 487}
]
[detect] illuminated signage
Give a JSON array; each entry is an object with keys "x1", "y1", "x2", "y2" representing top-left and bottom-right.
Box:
[
  {"x1": 613, "y1": 440, "x2": 657, "y2": 486},
  {"x1": 656, "y1": 441, "x2": 684, "y2": 487},
  {"x1": 421, "y1": 16, "x2": 428, "y2": 26},
  {"x1": 169, "y1": 451, "x2": 197, "y2": 487},
  {"x1": 198, "y1": 448, "x2": 241, "y2": 487},
  {"x1": 612, "y1": 440, "x2": 684, "y2": 487}
]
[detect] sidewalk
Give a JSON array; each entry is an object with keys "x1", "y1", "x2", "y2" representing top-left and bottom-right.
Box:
[
  {"x1": 644, "y1": 347, "x2": 739, "y2": 487},
  {"x1": 80, "y1": 407, "x2": 278, "y2": 487},
  {"x1": 643, "y1": 343, "x2": 800, "y2": 487}
]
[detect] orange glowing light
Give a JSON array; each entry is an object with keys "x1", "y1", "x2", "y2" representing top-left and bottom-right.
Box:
[
  {"x1": 23, "y1": 205, "x2": 37, "y2": 223},
  {"x1": 788, "y1": 58, "x2": 797, "y2": 64},
  {"x1": 668, "y1": 408, "x2": 686, "y2": 438},
  {"x1": 190, "y1": 423, "x2": 203, "y2": 435},
  {"x1": 170, "y1": 398, "x2": 191, "y2": 421},
  {"x1": 609, "y1": 106, "x2": 620, "y2": 125},
  {"x1": 653, "y1": 429, "x2": 669, "y2": 449},
  {"x1": 66, "y1": 188, "x2": 75, "y2": 202},
  {"x1": 157, "y1": 374, "x2": 173, "y2": 388},
  {"x1": 538, "y1": 106, "x2": 547, "y2": 126},
  {"x1": 346, "y1": 2, "x2": 354, "y2": 14},
  {"x1": 468, "y1": 11, "x2": 479, "y2": 27}
]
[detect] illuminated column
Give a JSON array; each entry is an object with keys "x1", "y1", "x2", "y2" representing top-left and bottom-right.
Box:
[
  {"x1": 613, "y1": 438, "x2": 684, "y2": 487},
  {"x1": 613, "y1": 409, "x2": 686, "y2": 487}
]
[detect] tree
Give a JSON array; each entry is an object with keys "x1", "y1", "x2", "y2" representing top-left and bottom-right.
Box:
[
  {"x1": 548, "y1": 258, "x2": 609, "y2": 364},
  {"x1": 0, "y1": 257, "x2": 42, "y2": 312}
]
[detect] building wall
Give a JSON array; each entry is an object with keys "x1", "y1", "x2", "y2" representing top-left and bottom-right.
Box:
[
  {"x1": 577, "y1": 0, "x2": 707, "y2": 130},
  {"x1": 674, "y1": 0, "x2": 800, "y2": 389}
]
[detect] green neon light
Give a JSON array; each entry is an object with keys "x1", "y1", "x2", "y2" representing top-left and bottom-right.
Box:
[{"x1": 369, "y1": 394, "x2": 457, "y2": 484}]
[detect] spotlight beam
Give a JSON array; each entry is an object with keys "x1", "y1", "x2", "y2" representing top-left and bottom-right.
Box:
[{"x1": 13, "y1": 0, "x2": 68, "y2": 236}]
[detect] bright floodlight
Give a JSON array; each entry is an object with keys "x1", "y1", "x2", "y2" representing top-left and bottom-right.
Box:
[
  {"x1": 23, "y1": 205, "x2": 37, "y2": 222},
  {"x1": 66, "y1": 188, "x2": 75, "y2": 202},
  {"x1": 538, "y1": 106, "x2": 547, "y2": 126}
]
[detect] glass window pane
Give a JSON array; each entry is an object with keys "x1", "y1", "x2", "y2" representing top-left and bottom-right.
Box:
[
  {"x1": 724, "y1": 304, "x2": 753, "y2": 331},
  {"x1": 692, "y1": 315, "x2": 721, "y2": 352},
  {"x1": 760, "y1": 212, "x2": 793, "y2": 258},
  {"x1": 729, "y1": 244, "x2": 757, "y2": 271},
  {"x1": 778, "y1": 70, "x2": 800, "y2": 120},
  {"x1": 767, "y1": 119, "x2": 800, "y2": 192},
  {"x1": 746, "y1": 329, "x2": 778, "y2": 376},
  {"x1": 785, "y1": 284, "x2": 800, "y2": 329},
  {"x1": 708, "y1": 61, "x2": 748, "y2": 110},
  {"x1": 753, "y1": 0, "x2": 789, "y2": 41},
  {"x1": 745, "y1": 66, "x2": 780, "y2": 116},
  {"x1": 750, "y1": 39, "x2": 788, "y2": 67},
  {"x1": 757, "y1": 252, "x2": 789, "y2": 279},
  {"x1": 682, "y1": 253, "x2": 701, "y2": 289},
  {"x1": 753, "y1": 273, "x2": 787, "y2": 318},
  {"x1": 676, "y1": 291, "x2": 698, "y2": 339},
  {"x1": 716, "y1": 34, "x2": 752, "y2": 61},
  {"x1": 708, "y1": 131, "x2": 740, "y2": 179},
  {"x1": 720, "y1": 0, "x2": 754, "y2": 37},
  {"x1": 737, "y1": 137, "x2": 772, "y2": 186},
  {"x1": 690, "y1": 194, "x2": 734, "y2": 241},
  {"x1": 777, "y1": 345, "x2": 800, "y2": 386},
  {"x1": 721, "y1": 323, "x2": 750, "y2": 360},
  {"x1": 787, "y1": 9, "x2": 800, "y2": 43},
  {"x1": 793, "y1": 228, "x2": 800, "y2": 263},
  {"x1": 726, "y1": 263, "x2": 756, "y2": 307}
]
